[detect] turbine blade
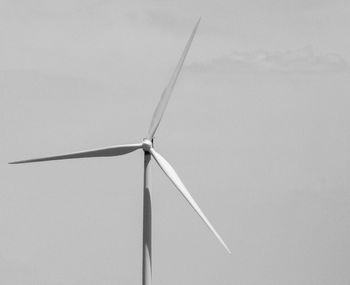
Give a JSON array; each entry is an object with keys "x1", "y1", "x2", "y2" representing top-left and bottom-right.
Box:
[
  {"x1": 150, "y1": 148, "x2": 231, "y2": 253},
  {"x1": 147, "y1": 18, "x2": 201, "y2": 139},
  {"x1": 9, "y1": 143, "x2": 142, "y2": 164}
]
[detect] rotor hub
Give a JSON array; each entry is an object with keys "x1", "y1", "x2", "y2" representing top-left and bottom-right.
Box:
[{"x1": 142, "y1": 139, "x2": 152, "y2": 152}]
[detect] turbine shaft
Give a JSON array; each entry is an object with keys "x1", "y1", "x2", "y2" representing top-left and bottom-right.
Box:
[
  {"x1": 9, "y1": 143, "x2": 142, "y2": 164},
  {"x1": 150, "y1": 148, "x2": 231, "y2": 254},
  {"x1": 147, "y1": 18, "x2": 201, "y2": 139}
]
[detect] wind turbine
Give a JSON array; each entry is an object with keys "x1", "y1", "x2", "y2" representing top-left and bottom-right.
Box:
[{"x1": 9, "y1": 18, "x2": 231, "y2": 285}]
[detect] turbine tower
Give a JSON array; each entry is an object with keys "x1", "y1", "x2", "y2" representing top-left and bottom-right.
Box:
[{"x1": 9, "y1": 18, "x2": 231, "y2": 285}]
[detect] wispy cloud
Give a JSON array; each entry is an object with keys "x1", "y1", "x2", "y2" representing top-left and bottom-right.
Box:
[{"x1": 188, "y1": 47, "x2": 349, "y2": 74}]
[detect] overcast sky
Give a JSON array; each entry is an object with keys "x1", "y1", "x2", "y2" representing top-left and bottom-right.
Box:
[{"x1": 1, "y1": 1, "x2": 349, "y2": 284}]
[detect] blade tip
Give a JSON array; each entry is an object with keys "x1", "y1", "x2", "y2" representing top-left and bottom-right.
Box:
[
  {"x1": 9, "y1": 160, "x2": 35, "y2": 164},
  {"x1": 222, "y1": 242, "x2": 231, "y2": 254},
  {"x1": 196, "y1": 17, "x2": 201, "y2": 28}
]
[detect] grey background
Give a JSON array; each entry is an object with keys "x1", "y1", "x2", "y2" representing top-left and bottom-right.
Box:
[{"x1": 1, "y1": 0, "x2": 349, "y2": 284}]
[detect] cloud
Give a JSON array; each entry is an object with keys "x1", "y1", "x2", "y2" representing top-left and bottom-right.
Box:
[{"x1": 187, "y1": 47, "x2": 349, "y2": 74}]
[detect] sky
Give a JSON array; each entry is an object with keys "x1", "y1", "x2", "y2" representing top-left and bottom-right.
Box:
[{"x1": 1, "y1": 0, "x2": 350, "y2": 284}]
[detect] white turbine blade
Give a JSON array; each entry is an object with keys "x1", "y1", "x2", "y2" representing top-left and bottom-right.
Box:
[
  {"x1": 147, "y1": 18, "x2": 201, "y2": 139},
  {"x1": 150, "y1": 148, "x2": 231, "y2": 253},
  {"x1": 9, "y1": 143, "x2": 142, "y2": 164}
]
